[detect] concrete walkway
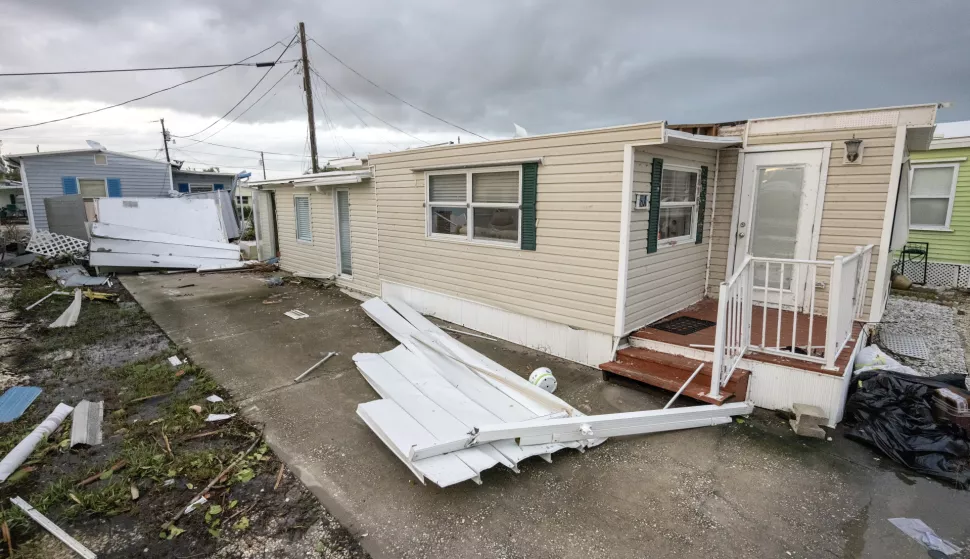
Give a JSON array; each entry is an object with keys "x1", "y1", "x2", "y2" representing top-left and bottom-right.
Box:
[{"x1": 123, "y1": 272, "x2": 970, "y2": 559}]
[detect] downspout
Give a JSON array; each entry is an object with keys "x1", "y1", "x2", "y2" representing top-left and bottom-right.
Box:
[
  {"x1": 703, "y1": 149, "x2": 721, "y2": 297},
  {"x1": 18, "y1": 160, "x2": 36, "y2": 233}
]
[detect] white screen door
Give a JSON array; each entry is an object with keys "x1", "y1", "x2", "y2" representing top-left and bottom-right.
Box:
[
  {"x1": 734, "y1": 149, "x2": 824, "y2": 306},
  {"x1": 335, "y1": 190, "x2": 353, "y2": 276}
]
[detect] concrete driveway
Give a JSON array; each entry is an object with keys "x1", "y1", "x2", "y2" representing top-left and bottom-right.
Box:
[{"x1": 122, "y1": 272, "x2": 970, "y2": 559}]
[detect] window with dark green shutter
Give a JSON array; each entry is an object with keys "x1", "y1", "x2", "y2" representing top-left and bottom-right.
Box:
[
  {"x1": 425, "y1": 165, "x2": 532, "y2": 249},
  {"x1": 648, "y1": 158, "x2": 705, "y2": 252}
]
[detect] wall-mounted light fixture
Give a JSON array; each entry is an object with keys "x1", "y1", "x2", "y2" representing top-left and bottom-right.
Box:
[{"x1": 844, "y1": 136, "x2": 864, "y2": 164}]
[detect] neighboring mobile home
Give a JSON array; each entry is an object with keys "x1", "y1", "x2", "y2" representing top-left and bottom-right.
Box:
[
  {"x1": 254, "y1": 103, "x2": 941, "y2": 425},
  {"x1": 901, "y1": 131, "x2": 970, "y2": 286}
]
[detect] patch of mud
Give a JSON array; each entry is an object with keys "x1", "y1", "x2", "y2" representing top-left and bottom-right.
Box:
[{"x1": 79, "y1": 331, "x2": 171, "y2": 371}]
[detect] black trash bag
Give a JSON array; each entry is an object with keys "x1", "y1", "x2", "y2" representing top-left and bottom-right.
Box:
[{"x1": 844, "y1": 370, "x2": 970, "y2": 488}]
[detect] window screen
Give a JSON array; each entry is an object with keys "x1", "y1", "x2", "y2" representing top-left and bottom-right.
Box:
[
  {"x1": 294, "y1": 196, "x2": 312, "y2": 241},
  {"x1": 660, "y1": 169, "x2": 697, "y2": 202},
  {"x1": 429, "y1": 174, "x2": 467, "y2": 202},
  {"x1": 472, "y1": 171, "x2": 518, "y2": 203},
  {"x1": 78, "y1": 179, "x2": 107, "y2": 198}
]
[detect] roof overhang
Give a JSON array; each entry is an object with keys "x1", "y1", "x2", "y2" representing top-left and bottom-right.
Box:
[
  {"x1": 410, "y1": 157, "x2": 543, "y2": 172},
  {"x1": 929, "y1": 135, "x2": 970, "y2": 150},
  {"x1": 247, "y1": 169, "x2": 373, "y2": 189},
  {"x1": 662, "y1": 129, "x2": 742, "y2": 149}
]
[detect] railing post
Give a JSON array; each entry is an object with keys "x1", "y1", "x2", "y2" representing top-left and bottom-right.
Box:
[
  {"x1": 824, "y1": 255, "x2": 843, "y2": 370},
  {"x1": 710, "y1": 283, "x2": 730, "y2": 399}
]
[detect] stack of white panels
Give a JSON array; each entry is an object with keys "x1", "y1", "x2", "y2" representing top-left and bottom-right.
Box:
[
  {"x1": 356, "y1": 298, "x2": 601, "y2": 487},
  {"x1": 88, "y1": 222, "x2": 241, "y2": 270}
]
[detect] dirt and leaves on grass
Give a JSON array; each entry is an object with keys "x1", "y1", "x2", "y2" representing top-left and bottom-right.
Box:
[{"x1": 0, "y1": 266, "x2": 367, "y2": 558}]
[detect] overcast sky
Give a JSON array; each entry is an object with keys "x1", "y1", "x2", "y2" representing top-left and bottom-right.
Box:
[{"x1": 2, "y1": 1, "x2": 969, "y2": 178}]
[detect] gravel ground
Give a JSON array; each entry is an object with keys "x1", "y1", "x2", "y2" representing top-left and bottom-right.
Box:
[{"x1": 881, "y1": 295, "x2": 969, "y2": 380}]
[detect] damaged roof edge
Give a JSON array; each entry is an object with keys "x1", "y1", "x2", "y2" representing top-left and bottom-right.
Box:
[{"x1": 246, "y1": 168, "x2": 373, "y2": 189}]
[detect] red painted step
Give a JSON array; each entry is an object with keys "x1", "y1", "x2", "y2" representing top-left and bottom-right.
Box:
[{"x1": 600, "y1": 347, "x2": 749, "y2": 405}]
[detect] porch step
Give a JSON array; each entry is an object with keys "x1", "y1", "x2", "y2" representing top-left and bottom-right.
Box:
[{"x1": 599, "y1": 347, "x2": 750, "y2": 406}]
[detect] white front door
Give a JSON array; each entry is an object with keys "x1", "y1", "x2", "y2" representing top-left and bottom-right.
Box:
[{"x1": 734, "y1": 149, "x2": 825, "y2": 307}]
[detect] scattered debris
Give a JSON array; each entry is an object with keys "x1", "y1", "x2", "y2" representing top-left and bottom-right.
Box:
[
  {"x1": 205, "y1": 394, "x2": 225, "y2": 403},
  {"x1": 932, "y1": 388, "x2": 970, "y2": 435},
  {"x1": 528, "y1": 367, "x2": 557, "y2": 394},
  {"x1": 189, "y1": 405, "x2": 203, "y2": 414},
  {"x1": 80, "y1": 289, "x2": 118, "y2": 302},
  {"x1": 889, "y1": 517, "x2": 962, "y2": 556},
  {"x1": 49, "y1": 289, "x2": 82, "y2": 328},
  {"x1": 356, "y1": 297, "x2": 751, "y2": 487},
  {"x1": 205, "y1": 413, "x2": 236, "y2": 422},
  {"x1": 43, "y1": 349, "x2": 74, "y2": 362},
  {"x1": 46, "y1": 265, "x2": 110, "y2": 288},
  {"x1": 130, "y1": 484, "x2": 140, "y2": 501},
  {"x1": 0, "y1": 403, "x2": 73, "y2": 482},
  {"x1": 845, "y1": 370, "x2": 970, "y2": 487},
  {"x1": 264, "y1": 276, "x2": 284, "y2": 287},
  {"x1": 25, "y1": 231, "x2": 89, "y2": 259},
  {"x1": 0, "y1": 386, "x2": 42, "y2": 423},
  {"x1": 70, "y1": 400, "x2": 104, "y2": 447},
  {"x1": 284, "y1": 309, "x2": 309, "y2": 320},
  {"x1": 168, "y1": 355, "x2": 183, "y2": 367},
  {"x1": 294, "y1": 352, "x2": 337, "y2": 383},
  {"x1": 183, "y1": 496, "x2": 208, "y2": 516},
  {"x1": 274, "y1": 463, "x2": 286, "y2": 490},
  {"x1": 24, "y1": 289, "x2": 70, "y2": 311},
  {"x1": 440, "y1": 326, "x2": 498, "y2": 342},
  {"x1": 10, "y1": 496, "x2": 97, "y2": 559},
  {"x1": 77, "y1": 460, "x2": 127, "y2": 487},
  {"x1": 789, "y1": 403, "x2": 828, "y2": 439},
  {"x1": 128, "y1": 391, "x2": 171, "y2": 404}
]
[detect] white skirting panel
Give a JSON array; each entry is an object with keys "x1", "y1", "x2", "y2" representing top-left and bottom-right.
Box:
[
  {"x1": 381, "y1": 281, "x2": 616, "y2": 367},
  {"x1": 629, "y1": 337, "x2": 860, "y2": 427}
]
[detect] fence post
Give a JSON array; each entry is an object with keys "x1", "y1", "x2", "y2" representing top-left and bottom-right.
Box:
[
  {"x1": 710, "y1": 283, "x2": 729, "y2": 399},
  {"x1": 824, "y1": 255, "x2": 844, "y2": 370}
]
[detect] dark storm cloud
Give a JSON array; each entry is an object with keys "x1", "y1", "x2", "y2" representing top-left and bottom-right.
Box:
[{"x1": 2, "y1": 0, "x2": 970, "y2": 140}]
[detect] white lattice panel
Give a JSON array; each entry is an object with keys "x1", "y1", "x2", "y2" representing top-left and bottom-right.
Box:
[
  {"x1": 26, "y1": 231, "x2": 88, "y2": 259},
  {"x1": 925, "y1": 262, "x2": 959, "y2": 287}
]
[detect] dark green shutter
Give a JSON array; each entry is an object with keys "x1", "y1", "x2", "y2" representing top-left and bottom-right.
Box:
[
  {"x1": 521, "y1": 162, "x2": 538, "y2": 251},
  {"x1": 695, "y1": 165, "x2": 708, "y2": 244},
  {"x1": 646, "y1": 158, "x2": 663, "y2": 254}
]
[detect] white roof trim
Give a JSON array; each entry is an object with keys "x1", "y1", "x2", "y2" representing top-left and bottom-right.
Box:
[
  {"x1": 930, "y1": 136, "x2": 970, "y2": 150},
  {"x1": 173, "y1": 169, "x2": 238, "y2": 178},
  {"x1": 748, "y1": 104, "x2": 939, "y2": 137},
  {"x1": 248, "y1": 169, "x2": 372, "y2": 188},
  {"x1": 411, "y1": 157, "x2": 543, "y2": 172},
  {"x1": 663, "y1": 129, "x2": 741, "y2": 149},
  {"x1": 7, "y1": 149, "x2": 169, "y2": 166}
]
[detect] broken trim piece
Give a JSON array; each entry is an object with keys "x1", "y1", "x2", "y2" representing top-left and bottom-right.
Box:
[
  {"x1": 70, "y1": 400, "x2": 104, "y2": 447},
  {"x1": 49, "y1": 289, "x2": 82, "y2": 328},
  {"x1": 10, "y1": 496, "x2": 97, "y2": 559}
]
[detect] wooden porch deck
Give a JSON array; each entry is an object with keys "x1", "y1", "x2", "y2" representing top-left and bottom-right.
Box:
[{"x1": 631, "y1": 298, "x2": 863, "y2": 376}]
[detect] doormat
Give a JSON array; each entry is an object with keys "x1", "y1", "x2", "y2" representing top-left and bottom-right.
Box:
[{"x1": 651, "y1": 316, "x2": 717, "y2": 335}]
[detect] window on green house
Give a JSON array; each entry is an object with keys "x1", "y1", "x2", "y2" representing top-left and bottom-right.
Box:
[{"x1": 910, "y1": 164, "x2": 959, "y2": 229}]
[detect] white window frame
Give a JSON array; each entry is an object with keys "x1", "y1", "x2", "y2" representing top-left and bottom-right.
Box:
[
  {"x1": 93, "y1": 153, "x2": 108, "y2": 166},
  {"x1": 425, "y1": 166, "x2": 523, "y2": 249},
  {"x1": 909, "y1": 162, "x2": 959, "y2": 231},
  {"x1": 189, "y1": 183, "x2": 214, "y2": 193},
  {"x1": 657, "y1": 164, "x2": 700, "y2": 248},
  {"x1": 77, "y1": 178, "x2": 107, "y2": 199},
  {"x1": 333, "y1": 188, "x2": 353, "y2": 279},
  {"x1": 294, "y1": 195, "x2": 312, "y2": 243}
]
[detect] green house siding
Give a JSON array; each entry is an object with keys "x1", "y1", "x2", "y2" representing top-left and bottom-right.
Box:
[{"x1": 909, "y1": 146, "x2": 970, "y2": 264}]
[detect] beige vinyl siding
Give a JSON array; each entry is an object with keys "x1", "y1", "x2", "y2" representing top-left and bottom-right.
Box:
[
  {"x1": 705, "y1": 148, "x2": 739, "y2": 293},
  {"x1": 371, "y1": 122, "x2": 664, "y2": 334},
  {"x1": 624, "y1": 145, "x2": 716, "y2": 332},
  {"x1": 729, "y1": 125, "x2": 900, "y2": 313},
  {"x1": 273, "y1": 183, "x2": 380, "y2": 296}
]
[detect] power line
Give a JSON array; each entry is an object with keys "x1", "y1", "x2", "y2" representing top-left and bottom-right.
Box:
[
  {"x1": 177, "y1": 147, "x2": 332, "y2": 161},
  {"x1": 310, "y1": 74, "x2": 353, "y2": 156},
  {"x1": 168, "y1": 136, "x2": 307, "y2": 158},
  {"x1": 309, "y1": 37, "x2": 488, "y2": 141},
  {"x1": 170, "y1": 146, "x2": 299, "y2": 172},
  {"x1": 0, "y1": 61, "x2": 296, "y2": 77},
  {"x1": 308, "y1": 67, "x2": 428, "y2": 144},
  {"x1": 0, "y1": 41, "x2": 287, "y2": 133},
  {"x1": 311, "y1": 71, "x2": 401, "y2": 151},
  {"x1": 190, "y1": 64, "x2": 297, "y2": 143},
  {"x1": 181, "y1": 33, "x2": 298, "y2": 138}
]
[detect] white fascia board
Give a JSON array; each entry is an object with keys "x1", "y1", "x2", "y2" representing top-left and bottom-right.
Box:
[
  {"x1": 410, "y1": 157, "x2": 543, "y2": 172},
  {"x1": 664, "y1": 129, "x2": 742, "y2": 149},
  {"x1": 474, "y1": 402, "x2": 752, "y2": 445}
]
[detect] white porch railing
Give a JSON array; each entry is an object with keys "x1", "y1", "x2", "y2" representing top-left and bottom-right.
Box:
[{"x1": 709, "y1": 245, "x2": 874, "y2": 399}]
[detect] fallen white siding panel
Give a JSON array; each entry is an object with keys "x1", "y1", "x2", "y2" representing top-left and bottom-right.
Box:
[
  {"x1": 96, "y1": 197, "x2": 227, "y2": 243},
  {"x1": 89, "y1": 252, "x2": 238, "y2": 270},
  {"x1": 356, "y1": 399, "x2": 480, "y2": 487},
  {"x1": 90, "y1": 222, "x2": 237, "y2": 250},
  {"x1": 49, "y1": 290, "x2": 82, "y2": 328},
  {"x1": 355, "y1": 352, "x2": 501, "y2": 474},
  {"x1": 475, "y1": 402, "x2": 753, "y2": 445},
  {"x1": 89, "y1": 238, "x2": 240, "y2": 260}
]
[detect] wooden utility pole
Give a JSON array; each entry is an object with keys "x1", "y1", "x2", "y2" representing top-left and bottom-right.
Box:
[
  {"x1": 259, "y1": 151, "x2": 267, "y2": 180},
  {"x1": 159, "y1": 118, "x2": 171, "y2": 163},
  {"x1": 298, "y1": 22, "x2": 319, "y2": 173}
]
